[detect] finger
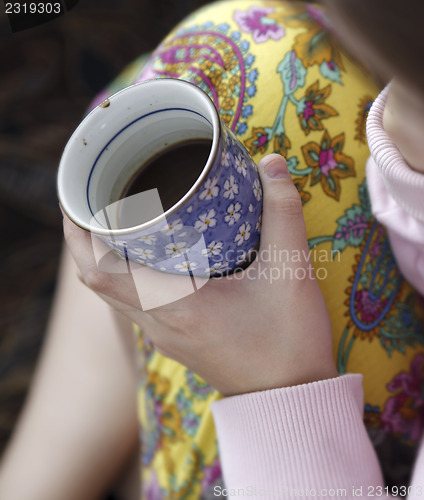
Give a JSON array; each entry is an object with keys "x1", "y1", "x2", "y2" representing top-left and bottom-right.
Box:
[
  {"x1": 63, "y1": 215, "x2": 142, "y2": 306},
  {"x1": 63, "y1": 215, "x2": 211, "y2": 312},
  {"x1": 257, "y1": 154, "x2": 309, "y2": 263}
]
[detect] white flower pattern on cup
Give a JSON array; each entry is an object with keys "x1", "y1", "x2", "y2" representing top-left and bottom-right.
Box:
[
  {"x1": 235, "y1": 154, "x2": 247, "y2": 177},
  {"x1": 174, "y1": 261, "x2": 199, "y2": 273},
  {"x1": 137, "y1": 234, "x2": 157, "y2": 245},
  {"x1": 256, "y1": 213, "x2": 263, "y2": 231},
  {"x1": 162, "y1": 218, "x2": 184, "y2": 236},
  {"x1": 236, "y1": 250, "x2": 248, "y2": 265},
  {"x1": 223, "y1": 175, "x2": 239, "y2": 200},
  {"x1": 201, "y1": 240, "x2": 224, "y2": 257},
  {"x1": 222, "y1": 150, "x2": 233, "y2": 167},
  {"x1": 199, "y1": 176, "x2": 219, "y2": 200},
  {"x1": 195, "y1": 209, "x2": 217, "y2": 232},
  {"x1": 205, "y1": 261, "x2": 229, "y2": 275},
  {"x1": 234, "y1": 223, "x2": 251, "y2": 246},
  {"x1": 253, "y1": 179, "x2": 262, "y2": 201},
  {"x1": 224, "y1": 202, "x2": 242, "y2": 226},
  {"x1": 164, "y1": 241, "x2": 188, "y2": 257},
  {"x1": 133, "y1": 248, "x2": 155, "y2": 261}
]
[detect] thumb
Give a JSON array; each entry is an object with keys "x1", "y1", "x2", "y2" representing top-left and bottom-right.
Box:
[{"x1": 257, "y1": 154, "x2": 309, "y2": 261}]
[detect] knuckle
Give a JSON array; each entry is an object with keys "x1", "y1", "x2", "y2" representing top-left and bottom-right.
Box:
[
  {"x1": 80, "y1": 268, "x2": 111, "y2": 292},
  {"x1": 268, "y1": 192, "x2": 303, "y2": 217}
]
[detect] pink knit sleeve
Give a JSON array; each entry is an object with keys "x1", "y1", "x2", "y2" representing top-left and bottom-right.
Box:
[
  {"x1": 211, "y1": 375, "x2": 424, "y2": 499},
  {"x1": 211, "y1": 374, "x2": 389, "y2": 498},
  {"x1": 366, "y1": 86, "x2": 424, "y2": 296}
]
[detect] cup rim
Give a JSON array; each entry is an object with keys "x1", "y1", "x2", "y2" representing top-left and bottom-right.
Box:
[{"x1": 57, "y1": 78, "x2": 222, "y2": 236}]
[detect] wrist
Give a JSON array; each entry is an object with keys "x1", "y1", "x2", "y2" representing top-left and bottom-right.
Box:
[
  {"x1": 220, "y1": 360, "x2": 339, "y2": 397},
  {"x1": 267, "y1": 361, "x2": 339, "y2": 392}
]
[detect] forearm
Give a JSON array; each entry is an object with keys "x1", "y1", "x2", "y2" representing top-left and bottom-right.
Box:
[{"x1": 0, "y1": 246, "x2": 139, "y2": 500}]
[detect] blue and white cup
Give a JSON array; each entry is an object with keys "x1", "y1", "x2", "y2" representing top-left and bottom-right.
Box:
[{"x1": 57, "y1": 79, "x2": 262, "y2": 278}]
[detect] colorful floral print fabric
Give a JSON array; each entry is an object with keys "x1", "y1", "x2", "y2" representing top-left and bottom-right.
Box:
[{"x1": 91, "y1": 1, "x2": 424, "y2": 496}]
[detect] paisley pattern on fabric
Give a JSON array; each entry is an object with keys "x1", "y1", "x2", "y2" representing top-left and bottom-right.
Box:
[
  {"x1": 93, "y1": 1, "x2": 424, "y2": 496},
  {"x1": 134, "y1": 23, "x2": 258, "y2": 137}
]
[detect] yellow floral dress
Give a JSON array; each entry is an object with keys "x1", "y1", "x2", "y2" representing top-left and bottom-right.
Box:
[{"x1": 90, "y1": 1, "x2": 424, "y2": 497}]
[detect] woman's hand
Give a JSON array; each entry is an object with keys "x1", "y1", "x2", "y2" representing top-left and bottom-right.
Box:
[{"x1": 63, "y1": 154, "x2": 338, "y2": 396}]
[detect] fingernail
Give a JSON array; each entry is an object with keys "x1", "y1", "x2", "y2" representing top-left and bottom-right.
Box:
[{"x1": 260, "y1": 156, "x2": 290, "y2": 179}]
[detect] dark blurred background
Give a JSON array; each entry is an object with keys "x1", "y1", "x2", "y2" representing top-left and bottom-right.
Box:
[{"x1": 0, "y1": 0, "x2": 211, "y2": 469}]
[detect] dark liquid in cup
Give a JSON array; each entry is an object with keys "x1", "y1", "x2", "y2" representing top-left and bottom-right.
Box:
[{"x1": 120, "y1": 139, "x2": 212, "y2": 212}]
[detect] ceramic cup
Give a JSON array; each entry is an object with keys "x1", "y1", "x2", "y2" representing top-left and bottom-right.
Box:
[{"x1": 57, "y1": 79, "x2": 262, "y2": 278}]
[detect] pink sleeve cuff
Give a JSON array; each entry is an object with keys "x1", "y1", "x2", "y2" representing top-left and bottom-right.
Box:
[{"x1": 211, "y1": 374, "x2": 384, "y2": 495}]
